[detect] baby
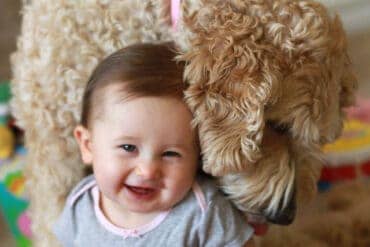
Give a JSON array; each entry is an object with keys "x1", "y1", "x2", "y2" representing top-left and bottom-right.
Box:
[{"x1": 53, "y1": 42, "x2": 254, "y2": 246}]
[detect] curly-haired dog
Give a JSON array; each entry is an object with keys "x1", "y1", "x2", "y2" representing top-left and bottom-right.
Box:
[
  {"x1": 175, "y1": 0, "x2": 357, "y2": 224},
  {"x1": 11, "y1": 0, "x2": 356, "y2": 245}
]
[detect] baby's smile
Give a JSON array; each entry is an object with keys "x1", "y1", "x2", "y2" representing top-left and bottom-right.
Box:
[{"x1": 124, "y1": 184, "x2": 158, "y2": 200}]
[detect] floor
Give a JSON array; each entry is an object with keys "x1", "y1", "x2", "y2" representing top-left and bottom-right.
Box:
[{"x1": 0, "y1": 1, "x2": 369, "y2": 246}]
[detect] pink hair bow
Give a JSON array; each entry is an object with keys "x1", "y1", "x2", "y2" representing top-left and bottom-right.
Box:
[{"x1": 171, "y1": 0, "x2": 181, "y2": 30}]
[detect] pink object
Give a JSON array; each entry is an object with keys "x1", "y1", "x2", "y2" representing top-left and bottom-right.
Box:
[
  {"x1": 171, "y1": 0, "x2": 181, "y2": 30},
  {"x1": 69, "y1": 179, "x2": 96, "y2": 206},
  {"x1": 192, "y1": 182, "x2": 208, "y2": 213},
  {"x1": 18, "y1": 212, "x2": 32, "y2": 238},
  {"x1": 248, "y1": 222, "x2": 269, "y2": 236},
  {"x1": 346, "y1": 97, "x2": 370, "y2": 123}
]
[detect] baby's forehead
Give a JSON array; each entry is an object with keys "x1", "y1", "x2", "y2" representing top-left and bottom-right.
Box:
[{"x1": 90, "y1": 83, "x2": 129, "y2": 120}]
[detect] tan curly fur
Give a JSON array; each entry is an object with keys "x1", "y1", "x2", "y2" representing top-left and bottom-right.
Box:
[
  {"x1": 176, "y1": 0, "x2": 357, "y2": 219},
  {"x1": 11, "y1": 0, "x2": 356, "y2": 246},
  {"x1": 11, "y1": 1, "x2": 171, "y2": 245}
]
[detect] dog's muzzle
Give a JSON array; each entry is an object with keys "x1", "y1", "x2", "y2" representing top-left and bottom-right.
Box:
[{"x1": 265, "y1": 190, "x2": 296, "y2": 225}]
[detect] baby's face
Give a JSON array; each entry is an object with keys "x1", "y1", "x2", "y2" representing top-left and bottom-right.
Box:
[{"x1": 80, "y1": 87, "x2": 199, "y2": 217}]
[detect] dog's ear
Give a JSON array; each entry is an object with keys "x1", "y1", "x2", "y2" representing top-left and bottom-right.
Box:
[
  {"x1": 266, "y1": 13, "x2": 357, "y2": 148},
  {"x1": 339, "y1": 53, "x2": 357, "y2": 109},
  {"x1": 177, "y1": 2, "x2": 281, "y2": 176},
  {"x1": 328, "y1": 15, "x2": 357, "y2": 110},
  {"x1": 321, "y1": 16, "x2": 357, "y2": 143}
]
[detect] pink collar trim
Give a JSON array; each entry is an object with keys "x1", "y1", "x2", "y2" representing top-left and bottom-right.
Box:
[
  {"x1": 69, "y1": 178, "x2": 207, "y2": 238},
  {"x1": 192, "y1": 182, "x2": 208, "y2": 213},
  {"x1": 91, "y1": 186, "x2": 171, "y2": 239},
  {"x1": 69, "y1": 179, "x2": 96, "y2": 206}
]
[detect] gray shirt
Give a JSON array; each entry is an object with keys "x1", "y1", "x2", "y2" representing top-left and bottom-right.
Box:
[{"x1": 53, "y1": 175, "x2": 253, "y2": 247}]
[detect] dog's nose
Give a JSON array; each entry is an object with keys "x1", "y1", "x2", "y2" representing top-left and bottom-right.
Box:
[{"x1": 265, "y1": 192, "x2": 296, "y2": 225}]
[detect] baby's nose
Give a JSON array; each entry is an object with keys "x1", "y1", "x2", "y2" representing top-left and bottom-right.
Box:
[{"x1": 135, "y1": 161, "x2": 161, "y2": 180}]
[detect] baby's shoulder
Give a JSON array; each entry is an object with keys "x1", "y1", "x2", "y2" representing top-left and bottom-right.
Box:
[
  {"x1": 194, "y1": 174, "x2": 226, "y2": 203},
  {"x1": 175, "y1": 175, "x2": 254, "y2": 245},
  {"x1": 66, "y1": 174, "x2": 96, "y2": 207},
  {"x1": 175, "y1": 174, "x2": 231, "y2": 216},
  {"x1": 53, "y1": 175, "x2": 97, "y2": 244}
]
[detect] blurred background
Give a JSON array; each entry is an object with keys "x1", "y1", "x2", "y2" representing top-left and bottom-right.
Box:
[
  {"x1": 0, "y1": 0, "x2": 369, "y2": 246},
  {"x1": 0, "y1": 0, "x2": 20, "y2": 80}
]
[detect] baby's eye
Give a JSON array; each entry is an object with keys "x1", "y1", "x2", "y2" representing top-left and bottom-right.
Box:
[
  {"x1": 120, "y1": 144, "x2": 137, "y2": 152},
  {"x1": 163, "y1": 151, "x2": 181, "y2": 157}
]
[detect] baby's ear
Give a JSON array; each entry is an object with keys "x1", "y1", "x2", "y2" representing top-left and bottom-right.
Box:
[{"x1": 73, "y1": 125, "x2": 93, "y2": 165}]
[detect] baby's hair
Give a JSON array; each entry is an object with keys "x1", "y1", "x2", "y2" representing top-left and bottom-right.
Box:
[{"x1": 81, "y1": 42, "x2": 186, "y2": 128}]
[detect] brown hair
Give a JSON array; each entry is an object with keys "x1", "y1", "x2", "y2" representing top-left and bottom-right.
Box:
[{"x1": 81, "y1": 42, "x2": 186, "y2": 127}]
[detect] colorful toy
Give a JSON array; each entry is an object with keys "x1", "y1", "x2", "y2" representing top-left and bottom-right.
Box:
[
  {"x1": 0, "y1": 82, "x2": 15, "y2": 160},
  {"x1": 319, "y1": 99, "x2": 370, "y2": 191},
  {"x1": 0, "y1": 81, "x2": 11, "y2": 124},
  {"x1": 0, "y1": 81, "x2": 30, "y2": 246},
  {"x1": 0, "y1": 125, "x2": 14, "y2": 160},
  {"x1": 0, "y1": 146, "x2": 31, "y2": 247}
]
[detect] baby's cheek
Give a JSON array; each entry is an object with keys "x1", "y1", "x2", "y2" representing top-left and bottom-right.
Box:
[
  {"x1": 95, "y1": 170, "x2": 121, "y2": 193},
  {"x1": 164, "y1": 186, "x2": 191, "y2": 208},
  {"x1": 172, "y1": 178, "x2": 194, "y2": 197}
]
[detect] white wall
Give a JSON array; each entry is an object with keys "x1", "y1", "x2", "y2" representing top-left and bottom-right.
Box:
[
  {"x1": 319, "y1": 0, "x2": 370, "y2": 35},
  {"x1": 319, "y1": 0, "x2": 370, "y2": 97}
]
